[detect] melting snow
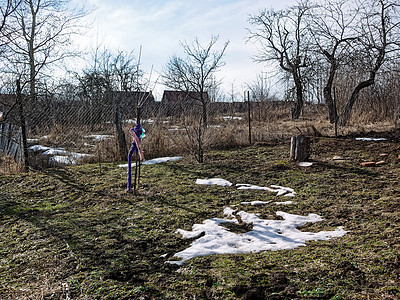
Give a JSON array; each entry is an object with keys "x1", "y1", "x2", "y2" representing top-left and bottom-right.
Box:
[
  {"x1": 118, "y1": 156, "x2": 183, "y2": 168},
  {"x1": 355, "y1": 137, "x2": 387, "y2": 141},
  {"x1": 168, "y1": 208, "x2": 347, "y2": 265},
  {"x1": 237, "y1": 184, "x2": 296, "y2": 197},
  {"x1": 28, "y1": 145, "x2": 93, "y2": 165},
  {"x1": 196, "y1": 178, "x2": 233, "y2": 187},
  {"x1": 85, "y1": 134, "x2": 113, "y2": 141},
  {"x1": 241, "y1": 201, "x2": 270, "y2": 205}
]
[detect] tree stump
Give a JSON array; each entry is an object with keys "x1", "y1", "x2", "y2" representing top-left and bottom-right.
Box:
[{"x1": 290, "y1": 135, "x2": 310, "y2": 161}]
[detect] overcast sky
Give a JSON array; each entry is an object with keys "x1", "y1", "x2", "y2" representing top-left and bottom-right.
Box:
[{"x1": 78, "y1": 0, "x2": 297, "y2": 99}]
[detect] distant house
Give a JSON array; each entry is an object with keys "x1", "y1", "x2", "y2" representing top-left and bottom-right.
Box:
[
  {"x1": 114, "y1": 91, "x2": 156, "y2": 120},
  {"x1": 161, "y1": 90, "x2": 209, "y2": 116}
]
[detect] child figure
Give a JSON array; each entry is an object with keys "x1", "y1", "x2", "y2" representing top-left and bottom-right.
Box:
[{"x1": 127, "y1": 123, "x2": 145, "y2": 192}]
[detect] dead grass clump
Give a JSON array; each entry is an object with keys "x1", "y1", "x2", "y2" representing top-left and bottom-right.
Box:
[
  {"x1": 211, "y1": 124, "x2": 249, "y2": 150},
  {"x1": 141, "y1": 121, "x2": 182, "y2": 159},
  {"x1": 92, "y1": 137, "x2": 121, "y2": 163},
  {"x1": 0, "y1": 154, "x2": 25, "y2": 174}
]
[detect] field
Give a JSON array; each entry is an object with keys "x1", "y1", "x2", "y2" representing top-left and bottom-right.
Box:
[{"x1": 1, "y1": 128, "x2": 400, "y2": 299}]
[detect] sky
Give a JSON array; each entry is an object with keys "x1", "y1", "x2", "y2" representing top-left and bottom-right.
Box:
[{"x1": 78, "y1": 0, "x2": 297, "y2": 100}]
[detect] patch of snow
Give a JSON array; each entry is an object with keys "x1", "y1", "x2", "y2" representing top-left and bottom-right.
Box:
[
  {"x1": 118, "y1": 156, "x2": 183, "y2": 168},
  {"x1": 241, "y1": 201, "x2": 269, "y2": 206},
  {"x1": 355, "y1": 137, "x2": 387, "y2": 141},
  {"x1": 168, "y1": 126, "x2": 184, "y2": 131},
  {"x1": 28, "y1": 145, "x2": 52, "y2": 152},
  {"x1": 69, "y1": 152, "x2": 93, "y2": 159},
  {"x1": 49, "y1": 156, "x2": 78, "y2": 165},
  {"x1": 274, "y1": 201, "x2": 294, "y2": 205},
  {"x1": 43, "y1": 149, "x2": 69, "y2": 156},
  {"x1": 167, "y1": 209, "x2": 347, "y2": 265},
  {"x1": 222, "y1": 116, "x2": 243, "y2": 121},
  {"x1": 27, "y1": 138, "x2": 40, "y2": 143},
  {"x1": 196, "y1": 178, "x2": 233, "y2": 187},
  {"x1": 237, "y1": 184, "x2": 296, "y2": 197},
  {"x1": 143, "y1": 156, "x2": 182, "y2": 165},
  {"x1": 223, "y1": 207, "x2": 237, "y2": 218},
  {"x1": 85, "y1": 134, "x2": 113, "y2": 141},
  {"x1": 284, "y1": 193, "x2": 296, "y2": 197},
  {"x1": 28, "y1": 145, "x2": 93, "y2": 165},
  {"x1": 298, "y1": 162, "x2": 313, "y2": 167}
]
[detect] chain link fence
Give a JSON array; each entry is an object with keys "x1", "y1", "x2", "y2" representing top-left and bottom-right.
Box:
[{"x1": 1, "y1": 82, "x2": 397, "y2": 172}]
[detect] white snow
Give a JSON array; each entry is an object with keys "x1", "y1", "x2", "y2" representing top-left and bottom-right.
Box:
[
  {"x1": 143, "y1": 156, "x2": 183, "y2": 165},
  {"x1": 118, "y1": 156, "x2": 183, "y2": 168},
  {"x1": 49, "y1": 156, "x2": 78, "y2": 165},
  {"x1": 28, "y1": 145, "x2": 52, "y2": 152},
  {"x1": 168, "y1": 208, "x2": 347, "y2": 265},
  {"x1": 43, "y1": 149, "x2": 70, "y2": 156},
  {"x1": 85, "y1": 134, "x2": 113, "y2": 141},
  {"x1": 237, "y1": 184, "x2": 296, "y2": 197},
  {"x1": 355, "y1": 137, "x2": 387, "y2": 141},
  {"x1": 298, "y1": 162, "x2": 313, "y2": 167},
  {"x1": 28, "y1": 145, "x2": 93, "y2": 165},
  {"x1": 27, "y1": 138, "x2": 40, "y2": 143},
  {"x1": 241, "y1": 201, "x2": 270, "y2": 206},
  {"x1": 222, "y1": 116, "x2": 243, "y2": 121},
  {"x1": 274, "y1": 201, "x2": 294, "y2": 205},
  {"x1": 196, "y1": 178, "x2": 233, "y2": 187}
]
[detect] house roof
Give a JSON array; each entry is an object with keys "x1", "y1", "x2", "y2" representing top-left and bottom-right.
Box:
[{"x1": 161, "y1": 90, "x2": 209, "y2": 103}]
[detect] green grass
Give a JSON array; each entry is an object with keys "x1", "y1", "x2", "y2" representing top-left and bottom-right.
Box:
[{"x1": 1, "y1": 137, "x2": 400, "y2": 299}]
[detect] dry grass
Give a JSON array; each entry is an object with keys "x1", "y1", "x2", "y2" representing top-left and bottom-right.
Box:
[
  {"x1": 0, "y1": 155, "x2": 25, "y2": 174},
  {"x1": 1, "y1": 105, "x2": 398, "y2": 173}
]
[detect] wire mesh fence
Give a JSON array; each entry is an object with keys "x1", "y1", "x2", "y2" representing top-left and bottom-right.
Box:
[{"x1": 0, "y1": 85, "x2": 397, "y2": 172}]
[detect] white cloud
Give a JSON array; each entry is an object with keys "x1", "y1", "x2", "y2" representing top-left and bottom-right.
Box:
[{"x1": 77, "y1": 0, "x2": 297, "y2": 96}]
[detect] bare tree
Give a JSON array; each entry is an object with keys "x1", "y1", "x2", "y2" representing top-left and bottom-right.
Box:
[
  {"x1": 338, "y1": 0, "x2": 400, "y2": 126},
  {"x1": 0, "y1": 0, "x2": 21, "y2": 45},
  {"x1": 308, "y1": 0, "x2": 359, "y2": 123},
  {"x1": 163, "y1": 35, "x2": 229, "y2": 128},
  {"x1": 4, "y1": 0, "x2": 88, "y2": 121},
  {"x1": 78, "y1": 48, "x2": 146, "y2": 161},
  {"x1": 248, "y1": 1, "x2": 314, "y2": 119},
  {"x1": 247, "y1": 72, "x2": 271, "y2": 102}
]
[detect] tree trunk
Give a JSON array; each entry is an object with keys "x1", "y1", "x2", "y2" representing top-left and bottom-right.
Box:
[
  {"x1": 323, "y1": 54, "x2": 338, "y2": 124},
  {"x1": 339, "y1": 77, "x2": 375, "y2": 126},
  {"x1": 291, "y1": 73, "x2": 304, "y2": 119},
  {"x1": 290, "y1": 135, "x2": 310, "y2": 161}
]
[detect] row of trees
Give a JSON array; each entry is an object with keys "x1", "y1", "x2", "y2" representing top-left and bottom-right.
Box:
[
  {"x1": 247, "y1": 0, "x2": 400, "y2": 125},
  {"x1": 1, "y1": 0, "x2": 400, "y2": 166}
]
